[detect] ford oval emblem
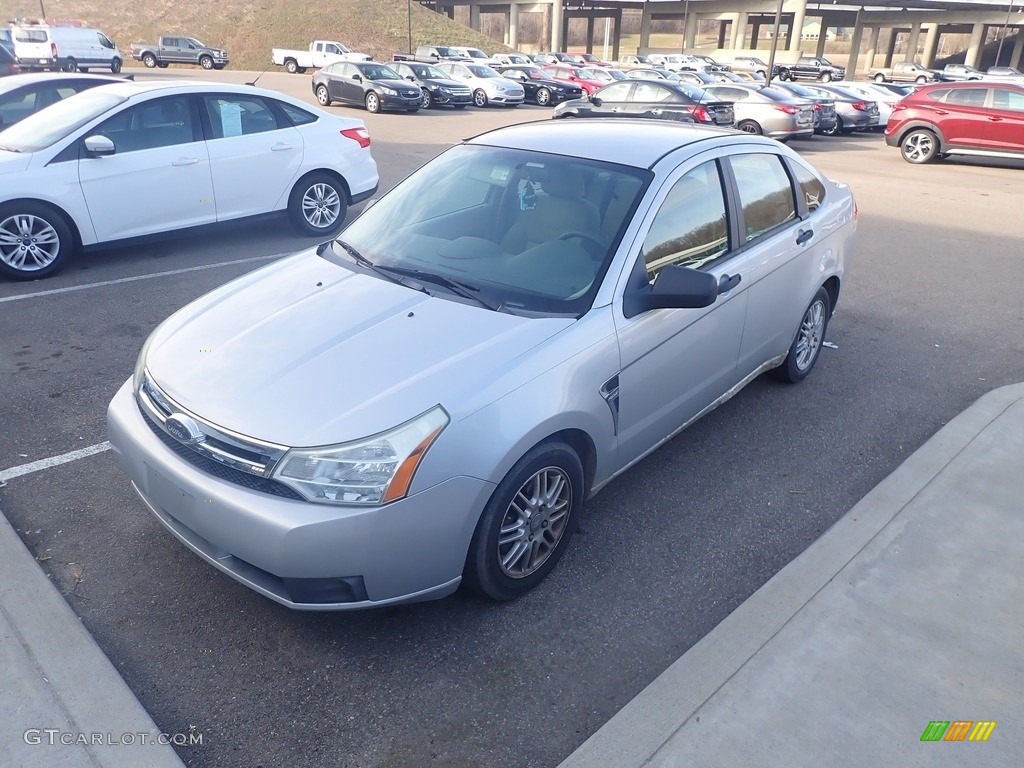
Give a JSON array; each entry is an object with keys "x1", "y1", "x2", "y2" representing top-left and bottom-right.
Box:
[{"x1": 165, "y1": 414, "x2": 205, "y2": 446}]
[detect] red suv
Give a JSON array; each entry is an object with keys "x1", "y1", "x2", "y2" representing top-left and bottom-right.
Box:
[
  {"x1": 885, "y1": 81, "x2": 1024, "y2": 163},
  {"x1": 542, "y1": 64, "x2": 606, "y2": 95}
]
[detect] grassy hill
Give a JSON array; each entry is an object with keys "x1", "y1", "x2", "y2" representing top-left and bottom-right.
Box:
[{"x1": 0, "y1": 0, "x2": 512, "y2": 70}]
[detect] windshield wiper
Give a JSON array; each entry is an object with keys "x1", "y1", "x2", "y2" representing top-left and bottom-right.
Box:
[
  {"x1": 371, "y1": 265, "x2": 503, "y2": 312},
  {"x1": 332, "y1": 239, "x2": 411, "y2": 288}
]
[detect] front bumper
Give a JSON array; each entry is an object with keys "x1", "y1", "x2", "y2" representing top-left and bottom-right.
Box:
[
  {"x1": 436, "y1": 90, "x2": 472, "y2": 105},
  {"x1": 380, "y1": 92, "x2": 423, "y2": 110},
  {"x1": 487, "y1": 91, "x2": 525, "y2": 105},
  {"x1": 107, "y1": 379, "x2": 496, "y2": 610}
]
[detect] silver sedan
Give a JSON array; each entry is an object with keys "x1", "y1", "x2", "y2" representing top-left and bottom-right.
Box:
[{"x1": 108, "y1": 121, "x2": 856, "y2": 610}]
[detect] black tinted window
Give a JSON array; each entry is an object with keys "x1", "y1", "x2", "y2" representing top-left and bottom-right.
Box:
[
  {"x1": 943, "y1": 88, "x2": 987, "y2": 107},
  {"x1": 276, "y1": 100, "x2": 317, "y2": 125}
]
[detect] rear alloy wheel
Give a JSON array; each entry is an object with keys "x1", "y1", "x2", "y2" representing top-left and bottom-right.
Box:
[
  {"x1": 473, "y1": 88, "x2": 488, "y2": 107},
  {"x1": 873, "y1": 73, "x2": 886, "y2": 82},
  {"x1": 900, "y1": 128, "x2": 939, "y2": 163},
  {"x1": 285, "y1": 59, "x2": 299, "y2": 74},
  {"x1": 62, "y1": 58, "x2": 78, "y2": 72},
  {"x1": 464, "y1": 442, "x2": 583, "y2": 601},
  {"x1": 199, "y1": 55, "x2": 214, "y2": 70},
  {"x1": 288, "y1": 173, "x2": 347, "y2": 236},
  {"x1": 420, "y1": 88, "x2": 433, "y2": 109},
  {"x1": 365, "y1": 91, "x2": 381, "y2": 113},
  {"x1": 738, "y1": 120, "x2": 762, "y2": 135},
  {"x1": 315, "y1": 84, "x2": 331, "y2": 106},
  {"x1": 142, "y1": 53, "x2": 157, "y2": 68},
  {"x1": 820, "y1": 72, "x2": 833, "y2": 82},
  {"x1": 536, "y1": 87, "x2": 552, "y2": 106},
  {"x1": 772, "y1": 287, "x2": 831, "y2": 383},
  {"x1": 110, "y1": 58, "x2": 122, "y2": 73},
  {"x1": 0, "y1": 204, "x2": 74, "y2": 281}
]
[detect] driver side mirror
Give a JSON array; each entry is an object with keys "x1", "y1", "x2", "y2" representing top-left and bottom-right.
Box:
[
  {"x1": 590, "y1": 96, "x2": 603, "y2": 107},
  {"x1": 83, "y1": 135, "x2": 116, "y2": 157},
  {"x1": 353, "y1": 74, "x2": 362, "y2": 82},
  {"x1": 406, "y1": 75, "x2": 415, "y2": 81},
  {"x1": 622, "y1": 265, "x2": 719, "y2": 318}
]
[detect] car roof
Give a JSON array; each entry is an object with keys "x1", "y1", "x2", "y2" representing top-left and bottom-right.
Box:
[
  {"x1": 75, "y1": 80, "x2": 283, "y2": 99},
  {"x1": 466, "y1": 119, "x2": 744, "y2": 168},
  {"x1": 0, "y1": 72, "x2": 128, "y2": 93}
]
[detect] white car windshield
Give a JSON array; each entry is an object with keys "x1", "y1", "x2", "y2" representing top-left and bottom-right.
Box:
[
  {"x1": 468, "y1": 65, "x2": 499, "y2": 78},
  {"x1": 362, "y1": 64, "x2": 401, "y2": 80},
  {"x1": 331, "y1": 144, "x2": 651, "y2": 316},
  {"x1": 0, "y1": 90, "x2": 126, "y2": 153},
  {"x1": 466, "y1": 49, "x2": 487, "y2": 59}
]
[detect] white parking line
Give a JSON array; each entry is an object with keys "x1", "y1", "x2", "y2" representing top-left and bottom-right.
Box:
[
  {"x1": 0, "y1": 253, "x2": 290, "y2": 305},
  {"x1": 0, "y1": 442, "x2": 112, "y2": 484}
]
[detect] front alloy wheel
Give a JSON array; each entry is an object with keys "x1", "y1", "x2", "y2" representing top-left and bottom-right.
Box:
[
  {"x1": 473, "y1": 88, "x2": 488, "y2": 107},
  {"x1": 0, "y1": 205, "x2": 73, "y2": 280},
  {"x1": 900, "y1": 129, "x2": 938, "y2": 163},
  {"x1": 365, "y1": 91, "x2": 381, "y2": 113},
  {"x1": 464, "y1": 442, "x2": 583, "y2": 600},
  {"x1": 420, "y1": 88, "x2": 433, "y2": 109},
  {"x1": 536, "y1": 87, "x2": 552, "y2": 106},
  {"x1": 316, "y1": 84, "x2": 331, "y2": 106}
]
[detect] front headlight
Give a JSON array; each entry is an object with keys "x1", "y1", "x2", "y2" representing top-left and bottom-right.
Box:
[
  {"x1": 272, "y1": 406, "x2": 449, "y2": 505},
  {"x1": 438, "y1": 87, "x2": 451, "y2": 95},
  {"x1": 381, "y1": 87, "x2": 397, "y2": 96}
]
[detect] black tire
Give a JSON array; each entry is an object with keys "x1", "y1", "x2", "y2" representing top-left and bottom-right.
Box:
[
  {"x1": 287, "y1": 172, "x2": 348, "y2": 237},
  {"x1": 80, "y1": 67, "x2": 89, "y2": 73},
  {"x1": 315, "y1": 84, "x2": 331, "y2": 106},
  {"x1": 365, "y1": 91, "x2": 381, "y2": 113},
  {"x1": 820, "y1": 72, "x2": 833, "y2": 83},
  {"x1": 285, "y1": 59, "x2": 299, "y2": 74},
  {"x1": 473, "y1": 88, "x2": 488, "y2": 107},
  {"x1": 915, "y1": 75, "x2": 927, "y2": 84},
  {"x1": 420, "y1": 88, "x2": 433, "y2": 109},
  {"x1": 62, "y1": 58, "x2": 78, "y2": 72},
  {"x1": 463, "y1": 441, "x2": 583, "y2": 601},
  {"x1": 873, "y1": 73, "x2": 886, "y2": 82},
  {"x1": 0, "y1": 203, "x2": 75, "y2": 281},
  {"x1": 738, "y1": 120, "x2": 762, "y2": 135},
  {"x1": 297, "y1": 66, "x2": 307, "y2": 74},
  {"x1": 900, "y1": 128, "x2": 939, "y2": 163},
  {"x1": 142, "y1": 53, "x2": 157, "y2": 68},
  {"x1": 821, "y1": 116, "x2": 842, "y2": 137},
  {"x1": 110, "y1": 58, "x2": 122, "y2": 74},
  {"x1": 536, "y1": 87, "x2": 552, "y2": 106},
  {"x1": 771, "y1": 287, "x2": 831, "y2": 383},
  {"x1": 199, "y1": 55, "x2": 214, "y2": 70}
]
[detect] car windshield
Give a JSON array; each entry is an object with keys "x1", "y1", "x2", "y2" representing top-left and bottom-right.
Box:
[
  {"x1": 758, "y1": 87, "x2": 800, "y2": 102},
  {"x1": 672, "y1": 83, "x2": 708, "y2": 101},
  {"x1": 589, "y1": 69, "x2": 616, "y2": 82},
  {"x1": 577, "y1": 68, "x2": 602, "y2": 78},
  {"x1": 361, "y1": 64, "x2": 401, "y2": 80},
  {"x1": 468, "y1": 65, "x2": 499, "y2": 78},
  {"x1": 466, "y1": 49, "x2": 487, "y2": 59},
  {"x1": 415, "y1": 64, "x2": 447, "y2": 79},
  {"x1": 0, "y1": 89, "x2": 126, "y2": 153},
  {"x1": 331, "y1": 144, "x2": 651, "y2": 317}
]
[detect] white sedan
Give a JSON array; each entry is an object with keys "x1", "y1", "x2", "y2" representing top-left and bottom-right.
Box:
[
  {"x1": 435, "y1": 62, "x2": 525, "y2": 107},
  {"x1": 0, "y1": 81, "x2": 379, "y2": 280}
]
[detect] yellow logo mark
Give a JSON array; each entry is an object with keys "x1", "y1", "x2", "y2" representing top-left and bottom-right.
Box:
[{"x1": 968, "y1": 721, "x2": 997, "y2": 742}]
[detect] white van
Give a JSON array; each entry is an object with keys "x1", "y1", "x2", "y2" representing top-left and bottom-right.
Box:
[{"x1": 10, "y1": 23, "x2": 123, "y2": 73}]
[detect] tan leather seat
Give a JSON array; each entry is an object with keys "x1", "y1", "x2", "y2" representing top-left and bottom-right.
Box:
[{"x1": 500, "y1": 169, "x2": 601, "y2": 254}]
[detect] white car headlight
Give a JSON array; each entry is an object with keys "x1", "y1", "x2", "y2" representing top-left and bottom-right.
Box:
[{"x1": 272, "y1": 407, "x2": 449, "y2": 505}]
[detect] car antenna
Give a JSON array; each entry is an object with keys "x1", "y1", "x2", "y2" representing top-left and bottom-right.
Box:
[{"x1": 246, "y1": 68, "x2": 271, "y2": 87}]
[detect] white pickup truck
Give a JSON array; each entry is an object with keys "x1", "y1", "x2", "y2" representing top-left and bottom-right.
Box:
[{"x1": 271, "y1": 40, "x2": 371, "y2": 74}]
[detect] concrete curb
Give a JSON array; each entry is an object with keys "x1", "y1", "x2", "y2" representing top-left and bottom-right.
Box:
[
  {"x1": 0, "y1": 510, "x2": 186, "y2": 768},
  {"x1": 559, "y1": 382, "x2": 1024, "y2": 768}
]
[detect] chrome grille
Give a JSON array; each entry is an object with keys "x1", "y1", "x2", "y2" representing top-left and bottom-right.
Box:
[{"x1": 137, "y1": 371, "x2": 288, "y2": 481}]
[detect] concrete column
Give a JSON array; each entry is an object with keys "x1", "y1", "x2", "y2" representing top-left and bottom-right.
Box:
[
  {"x1": 751, "y1": 22, "x2": 761, "y2": 49},
  {"x1": 864, "y1": 26, "x2": 879, "y2": 70},
  {"x1": 684, "y1": 12, "x2": 699, "y2": 51},
  {"x1": 1012, "y1": 32, "x2": 1024, "y2": 69},
  {"x1": 469, "y1": 4, "x2": 481, "y2": 31},
  {"x1": 847, "y1": 11, "x2": 864, "y2": 79},
  {"x1": 815, "y1": 19, "x2": 828, "y2": 58},
  {"x1": 922, "y1": 24, "x2": 940, "y2": 67},
  {"x1": 612, "y1": 10, "x2": 622, "y2": 62},
  {"x1": 884, "y1": 28, "x2": 898, "y2": 68},
  {"x1": 586, "y1": 16, "x2": 595, "y2": 53},
  {"x1": 508, "y1": 2, "x2": 519, "y2": 49},
  {"x1": 639, "y1": 3, "x2": 653, "y2": 52},
  {"x1": 551, "y1": 0, "x2": 563, "y2": 52},
  {"x1": 718, "y1": 21, "x2": 729, "y2": 49},
  {"x1": 966, "y1": 23, "x2": 986, "y2": 69},
  {"x1": 789, "y1": 3, "x2": 807, "y2": 51},
  {"x1": 730, "y1": 12, "x2": 748, "y2": 50},
  {"x1": 903, "y1": 22, "x2": 921, "y2": 63}
]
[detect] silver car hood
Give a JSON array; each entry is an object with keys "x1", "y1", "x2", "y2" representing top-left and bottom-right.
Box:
[{"x1": 146, "y1": 250, "x2": 573, "y2": 447}]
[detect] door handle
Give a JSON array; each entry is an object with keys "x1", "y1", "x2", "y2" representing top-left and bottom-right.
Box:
[
  {"x1": 718, "y1": 273, "x2": 741, "y2": 292},
  {"x1": 934, "y1": 109, "x2": 948, "y2": 115},
  {"x1": 796, "y1": 228, "x2": 814, "y2": 246},
  {"x1": 271, "y1": 143, "x2": 295, "y2": 151},
  {"x1": 987, "y1": 116, "x2": 1003, "y2": 122},
  {"x1": 171, "y1": 158, "x2": 199, "y2": 166}
]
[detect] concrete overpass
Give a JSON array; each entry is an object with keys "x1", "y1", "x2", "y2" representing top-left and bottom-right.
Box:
[{"x1": 422, "y1": 0, "x2": 1024, "y2": 74}]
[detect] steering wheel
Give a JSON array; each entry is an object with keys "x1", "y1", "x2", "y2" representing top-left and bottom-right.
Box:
[{"x1": 558, "y1": 230, "x2": 606, "y2": 257}]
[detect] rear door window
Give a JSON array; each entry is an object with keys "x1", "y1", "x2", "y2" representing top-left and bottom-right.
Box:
[
  {"x1": 729, "y1": 153, "x2": 798, "y2": 242},
  {"x1": 942, "y1": 88, "x2": 988, "y2": 107}
]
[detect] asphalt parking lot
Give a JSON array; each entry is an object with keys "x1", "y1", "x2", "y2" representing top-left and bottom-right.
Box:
[{"x1": 2, "y1": 69, "x2": 1024, "y2": 768}]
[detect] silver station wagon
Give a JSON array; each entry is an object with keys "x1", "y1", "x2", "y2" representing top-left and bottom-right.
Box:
[{"x1": 108, "y1": 120, "x2": 857, "y2": 610}]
